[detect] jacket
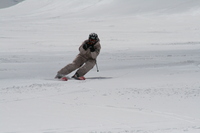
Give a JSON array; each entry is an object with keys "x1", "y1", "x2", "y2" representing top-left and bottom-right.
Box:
[{"x1": 78, "y1": 39, "x2": 101, "y2": 60}]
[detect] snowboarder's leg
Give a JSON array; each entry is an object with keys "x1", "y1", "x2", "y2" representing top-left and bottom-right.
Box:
[
  {"x1": 74, "y1": 59, "x2": 96, "y2": 77},
  {"x1": 56, "y1": 55, "x2": 86, "y2": 78}
]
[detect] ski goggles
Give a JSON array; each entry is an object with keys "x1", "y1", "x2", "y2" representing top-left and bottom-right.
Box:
[{"x1": 89, "y1": 39, "x2": 97, "y2": 43}]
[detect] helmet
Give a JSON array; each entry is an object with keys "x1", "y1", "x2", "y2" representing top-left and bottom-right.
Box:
[{"x1": 89, "y1": 33, "x2": 98, "y2": 40}]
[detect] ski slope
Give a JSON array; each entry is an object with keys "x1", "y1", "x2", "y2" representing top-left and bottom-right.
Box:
[
  {"x1": 1, "y1": 0, "x2": 200, "y2": 133},
  {"x1": 0, "y1": 0, "x2": 24, "y2": 9}
]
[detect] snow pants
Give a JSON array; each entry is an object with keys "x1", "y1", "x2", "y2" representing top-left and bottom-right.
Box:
[{"x1": 58, "y1": 55, "x2": 96, "y2": 77}]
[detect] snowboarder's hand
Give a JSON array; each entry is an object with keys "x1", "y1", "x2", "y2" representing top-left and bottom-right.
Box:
[{"x1": 83, "y1": 43, "x2": 89, "y2": 50}]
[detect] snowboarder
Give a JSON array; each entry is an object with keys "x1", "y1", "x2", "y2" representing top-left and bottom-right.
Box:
[{"x1": 55, "y1": 33, "x2": 101, "y2": 80}]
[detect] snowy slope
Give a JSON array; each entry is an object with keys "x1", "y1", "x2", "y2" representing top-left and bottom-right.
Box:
[
  {"x1": 0, "y1": 0, "x2": 24, "y2": 9},
  {"x1": 1, "y1": 0, "x2": 200, "y2": 18},
  {"x1": 1, "y1": 0, "x2": 200, "y2": 133}
]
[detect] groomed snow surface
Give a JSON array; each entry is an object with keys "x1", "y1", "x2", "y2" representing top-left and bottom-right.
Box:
[{"x1": 1, "y1": 0, "x2": 200, "y2": 133}]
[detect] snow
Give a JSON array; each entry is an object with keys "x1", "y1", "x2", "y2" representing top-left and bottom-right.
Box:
[
  {"x1": 0, "y1": 0, "x2": 200, "y2": 133},
  {"x1": 0, "y1": 0, "x2": 24, "y2": 9}
]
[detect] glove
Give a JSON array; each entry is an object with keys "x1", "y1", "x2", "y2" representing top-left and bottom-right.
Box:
[
  {"x1": 83, "y1": 43, "x2": 89, "y2": 50},
  {"x1": 90, "y1": 46, "x2": 95, "y2": 52}
]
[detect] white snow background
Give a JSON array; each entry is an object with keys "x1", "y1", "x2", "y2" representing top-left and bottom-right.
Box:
[{"x1": 1, "y1": 0, "x2": 200, "y2": 133}]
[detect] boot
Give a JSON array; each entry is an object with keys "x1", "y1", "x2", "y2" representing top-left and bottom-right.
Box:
[{"x1": 72, "y1": 72, "x2": 85, "y2": 80}]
